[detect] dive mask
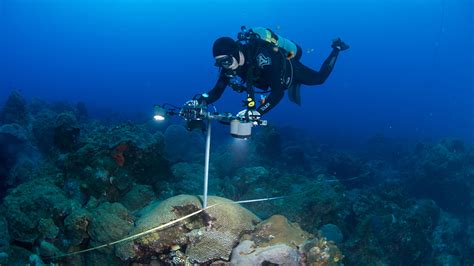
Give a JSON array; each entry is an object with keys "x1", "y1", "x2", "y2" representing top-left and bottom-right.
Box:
[{"x1": 214, "y1": 55, "x2": 234, "y2": 69}]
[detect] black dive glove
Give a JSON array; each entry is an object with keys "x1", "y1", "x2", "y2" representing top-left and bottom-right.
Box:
[
  {"x1": 331, "y1": 38, "x2": 350, "y2": 51},
  {"x1": 195, "y1": 93, "x2": 209, "y2": 105}
]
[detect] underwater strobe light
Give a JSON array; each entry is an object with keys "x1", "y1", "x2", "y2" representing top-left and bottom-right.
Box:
[
  {"x1": 153, "y1": 105, "x2": 167, "y2": 121},
  {"x1": 230, "y1": 119, "x2": 253, "y2": 139}
]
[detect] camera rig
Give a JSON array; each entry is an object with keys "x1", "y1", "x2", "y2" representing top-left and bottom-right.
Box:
[
  {"x1": 154, "y1": 100, "x2": 267, "y2": 139},
  {"x1": 153, "y1": 100, "x2": 268, "y2": 208}
]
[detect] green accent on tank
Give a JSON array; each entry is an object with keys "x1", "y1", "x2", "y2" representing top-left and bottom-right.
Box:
[{"x1": 251, "y1": 27, "x2": 298, "y2": 59}]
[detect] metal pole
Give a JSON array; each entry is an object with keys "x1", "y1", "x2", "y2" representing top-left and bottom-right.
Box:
[{"x1": 203, "y1": 119, "x2": 211, "y2": 208}]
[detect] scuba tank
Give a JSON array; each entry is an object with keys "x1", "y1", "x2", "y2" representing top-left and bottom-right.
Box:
[{"x1": 238, "y1": 26, "x2": 302, "y2": 60}]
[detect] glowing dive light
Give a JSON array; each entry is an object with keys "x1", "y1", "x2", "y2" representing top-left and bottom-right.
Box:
[
  {"x1": 153, "y1": 115, "x2": 165, "y2": 121},
  {"x1": 230, "y1": 119, "x2": 253, "y2": 139},
  {"x1": 153, "y1": 105, "x2": 167, "y2": 121}
]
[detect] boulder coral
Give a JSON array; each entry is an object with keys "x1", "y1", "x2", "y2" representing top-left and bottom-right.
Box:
[
  {"x1": 116, "y1": 194, "x2": 260, "y2": 264},
  {"x1": 87, "y1": 202, "x2": 134, "y2": 264},
  {"x1": 235, "y1": 215, "x2": 343, "y2": 265}
]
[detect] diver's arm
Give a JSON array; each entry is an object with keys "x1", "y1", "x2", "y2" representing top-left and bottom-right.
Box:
[
  {"x1": 200, "y1": 72, "x2": 228, "y2": 104},
  {"x1": 256, "y1": 83, "x2": 285, "y2": 115}
]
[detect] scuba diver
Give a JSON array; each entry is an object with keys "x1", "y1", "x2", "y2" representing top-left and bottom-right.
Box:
[{"x1": 189, "y1": 26, "x2": 349, "y2": 121}]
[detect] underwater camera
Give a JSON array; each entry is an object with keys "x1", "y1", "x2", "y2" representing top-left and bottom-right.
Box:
[
  {"x1": 153, "y1": 100, "x2": 207, "y2": 122},
  {"x1": 153, "y1": 102, "x2": 267, "y2": 139},
  {"x1": 179, "y1": 100, "x2": 207, "y2": 121}
]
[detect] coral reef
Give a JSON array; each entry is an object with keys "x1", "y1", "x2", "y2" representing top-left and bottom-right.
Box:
[
  {"x1": 252, "y1": 125, "x2": 282, "y2": 160},
  {"x1": 0, "y1": 93, "x2": 473, "y2": 265},
  {"x1": 31, "y1": 108, "x2": 58, "y2": 154},
  {"x1": 87, "y1": 202, "x2": 134, "y2": 264},
  {"x1": 59, "y1": 122, "x2": 171, "y2": 200},
  {"x1": 119, "y1": 184, "x2": 155, "y2": 212},
  {"x1": 75, "y1": 101, "x2": 88, "y2": 122},
  {"x1": 366, "y1": 132, "x2": 408, "y2": 162},
  {"x1": 54, "y1": 112, "x2": 80, "y2": 152},
  {"x1": 319, "y1": 224, "x2": 343, "y2": 244},
  {"x1": 0, "y1": 90, "x2": 29, "y2": 125},
  {"x1": 300, "y1": 181, "x2": 345, "y2": 231},
  {"x1": 3, "y1": 178, "x2": 81, "y2": 243},
  {"x1": 342, "y1": 192, "x2": 441, "y2": 264},
  {"x1": 64, "y1": 208, "x2": 92, "y2": 246},
  {"x1": 0, "y1": 216, "x2": 9, "y2": 265},
  {"x1": 327, "y1": 151, "x2": 374, "y2": 187},
  {"x1": 302, "y1": 237, "x2": 343, "y2": 266},
  {"x1": 167, "y1": 163, "x2": 209, "y2": 196},
  {"x1": 163, "y1": 124, "x2": 204, "y2": 162},
  {"x1": 405, "y1": 138, "x2": 472, "y2": 213},
  {"x1": 0, "y1": 123, "x2": 41, "y2": 190}
]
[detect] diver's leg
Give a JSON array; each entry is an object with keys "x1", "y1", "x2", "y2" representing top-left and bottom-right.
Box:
[{"x1": 293, "y1": 49, "x2": 340, "y2": 85}]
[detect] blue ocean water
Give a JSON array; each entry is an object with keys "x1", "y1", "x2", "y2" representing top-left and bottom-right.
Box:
[
  {"x1": 1, "y1": 1, "x2": 474, "y2": 264},
  {"x1": 1, "y1": 0, "x2": 472, "y2": 145}
]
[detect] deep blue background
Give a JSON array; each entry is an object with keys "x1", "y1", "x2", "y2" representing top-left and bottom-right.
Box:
[{"x1": 1, "y1": 0, "x2": 473, "y2": 145}]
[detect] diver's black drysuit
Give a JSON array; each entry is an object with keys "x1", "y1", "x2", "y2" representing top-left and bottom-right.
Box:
[{"x1": 203, "y1": 39, "x2": 341, "y2": 115}]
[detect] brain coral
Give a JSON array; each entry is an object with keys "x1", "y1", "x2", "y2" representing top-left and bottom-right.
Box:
[{"x1": 116, "y1": 194, "x2": 260, "y2": 264}]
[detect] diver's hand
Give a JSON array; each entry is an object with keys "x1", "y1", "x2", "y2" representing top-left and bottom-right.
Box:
[
  {"x1": 181, "y1": 98, "x2": 208, "y2": 121},
  {"x1": 184, "y1": 99, "x2": 200, "y2": 108},
  {"x1": 331, "y1": 38, "x2": 350, "y2": 51},
  {"x1": 236, "y1": 109, "x2": 261, "y2": 122},
  {"x1": 195, "y1": 93, "x2": 209, "y2": 105}
]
